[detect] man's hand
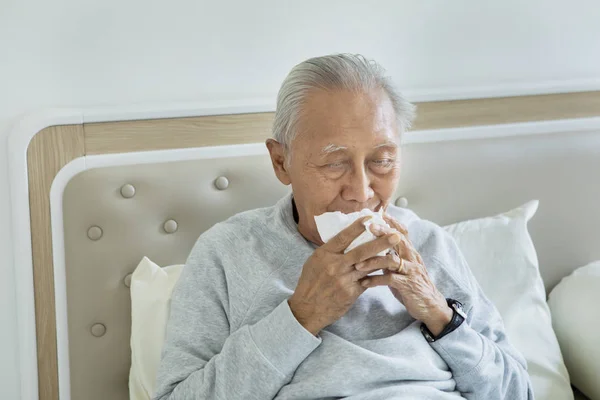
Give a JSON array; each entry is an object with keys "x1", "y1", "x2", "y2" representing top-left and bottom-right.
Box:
[
  {"x1": 289, "y1": 217, "x2": 402, "y2": 336},
  {"x1": 358, "y1": 215, "x2": 452, "y2": 336}
]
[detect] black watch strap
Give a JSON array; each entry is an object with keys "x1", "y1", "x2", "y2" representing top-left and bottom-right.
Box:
[{"x1": 420, "y1": 298, "x2": 466, "y2": 343}]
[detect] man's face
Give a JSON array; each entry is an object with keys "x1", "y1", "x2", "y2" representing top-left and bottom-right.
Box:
[{"x1": 268, "y1": 88, "x2": 401, "y2": 244}]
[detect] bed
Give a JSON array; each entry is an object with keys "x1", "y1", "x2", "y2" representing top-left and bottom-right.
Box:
[{"x1": 8, "y1": 91, "x2": 600, "y2": 400}]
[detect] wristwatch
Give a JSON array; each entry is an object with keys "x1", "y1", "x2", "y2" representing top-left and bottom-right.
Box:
[{"x1": 420, "y1": 298, "x2": 467, "y2": 343}]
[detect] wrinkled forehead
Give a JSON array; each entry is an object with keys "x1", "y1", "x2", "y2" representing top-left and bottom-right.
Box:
[
  {"x1": 293, "y1": 89, "x2": 400, "y2": 156},
  {"x1": 292, "y1": 93, "x2": 400, "y2": 156}
]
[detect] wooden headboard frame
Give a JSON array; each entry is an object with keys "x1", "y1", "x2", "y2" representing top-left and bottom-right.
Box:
[{"x1": 17, "y1": 91, "x2": 600, "y2": 400}]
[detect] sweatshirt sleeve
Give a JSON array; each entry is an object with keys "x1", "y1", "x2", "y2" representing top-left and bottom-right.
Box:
[
  {"x1": 428, "y1": 234, "x2": 535, "y2": 400},
  {"x1": 153, "y1": 235, "x2": 321, "y2": 400}
]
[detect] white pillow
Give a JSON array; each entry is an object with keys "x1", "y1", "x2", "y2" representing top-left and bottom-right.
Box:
[
  {"x1": 129, "y1": 257, "x2": 184, "y2": 400},
  {"x1": 548, "y1": 261, "x2": 600, "y2": 400},
  {"x1": 443, "y1": 201, "x2": 573, "y2": 400}
]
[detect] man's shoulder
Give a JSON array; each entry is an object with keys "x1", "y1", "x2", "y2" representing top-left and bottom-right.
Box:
[
  {"x1": 187, "y1": 203, "x2": 290, "y2": 281},
  {"x1": 197, "y1": 203, "x2": 281, "y2": 245}
]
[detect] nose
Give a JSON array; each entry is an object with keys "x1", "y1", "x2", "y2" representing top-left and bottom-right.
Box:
[{"x1": 341, "y1": 165, "x2": 374, "y2": 204}]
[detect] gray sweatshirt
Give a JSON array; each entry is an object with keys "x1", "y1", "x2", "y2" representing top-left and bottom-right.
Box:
[{"x1": 154, "y1": 193, "x2": 534, "y2": 400}]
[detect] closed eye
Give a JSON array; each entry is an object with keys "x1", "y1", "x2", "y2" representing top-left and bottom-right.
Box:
[
  {"x1": 326, "y1": 161, "x2": 347, "y2": 168},
  {"x1": 371, "y1": 159, "x2": 395, "y2": 166}
]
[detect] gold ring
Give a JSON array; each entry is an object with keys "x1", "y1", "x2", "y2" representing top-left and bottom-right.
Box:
[{"x1": 398, "y1": 258, "x2": 405, "y2": 273}]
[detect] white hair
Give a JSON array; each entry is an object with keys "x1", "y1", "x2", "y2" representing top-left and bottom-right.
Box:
[{"x1": 272, "y1": 53, "x2": 416, "y2": 153}]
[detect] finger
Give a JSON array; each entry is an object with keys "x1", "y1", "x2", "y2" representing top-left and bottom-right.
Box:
[
  {"x1": 358, "y1": 259, "x2": 420, "y2": 284},
  {"x1": 388, "y1": 226, "x2": 420, "y2": 264},
  {"x1": 414, "y1": 251, "x2": 424, "y2": 265},
  {"x1": 369, "y1": 223, "x2": 396, "y2": 237},
  {"x1": 392, "y1": 236, "x2": 418, "y2": 263},
  {"x1": 383, "y1": 214, "x2": 408, "y2": 235},
  {"x1": 397, "y1": 259, "x2": 420, "y2": 275},
  {"x1": 375, "y1": 200, "x2": 389, "y2": 213},
  {"x1": 322, "y1": 216, "x2": 372, "y2": 253},
  {"x1": 406, "y1": 247, "x2": 420, "y2": 264},
  {"x1": 370, "y1": 218, "x2": 416, "y2": 262},
  {"x1": 354, "y1": 252, "x2": 401, "y2": 273},
  {"x1": 351, "y1": 253, "x2": 401, "y2": 280},
  {"x1": 345, "y1": 233, "x2": 401, "y2": 264},
  {"x1": 351, "y1": 267, "x2": 382, "y2": 281},
  {"x1": 360, "y1": 272, "x2": 408, "y2": 289}
]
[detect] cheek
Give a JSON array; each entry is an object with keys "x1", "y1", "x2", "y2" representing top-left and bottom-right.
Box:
[
  {"x1": 293, "y1": 165, "x2": 332, "y2": 190},
  {"x1": 372, "y1": 167, "x2": 400, "y2": 198},
  {"x1": 312, "y1": 174, "x2": 343, "y2": 202},
  {"x1": 291, "y1": 165, "x2": 341, "y2": 208}
]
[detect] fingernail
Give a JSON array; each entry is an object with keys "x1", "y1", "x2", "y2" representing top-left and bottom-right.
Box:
[
  {"x1": 370, "y1": 224, "x2": 382, "y2": 234},
  {"x1": 355, "y1": 262, "x2": 365, "y2": 270},
  {"x1": 388, "y1": 234, "x2": 401, "y2": 245}
]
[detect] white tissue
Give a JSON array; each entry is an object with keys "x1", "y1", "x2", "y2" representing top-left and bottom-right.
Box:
[{"x1": 314, "y1": 208, "x2": 392, "y2": 256}]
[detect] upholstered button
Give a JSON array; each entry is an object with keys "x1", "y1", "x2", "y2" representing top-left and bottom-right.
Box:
[
  {"x1": 395, "y1": 197, "x2": 409, "y2": 208},
  {"x1": 214, "y1": 176, "x2": 229, "y2": 190},
  {"x1": 87, "y1": 226, "x2": 103, "y2": 240},
  {"x1": 123, "y1": 273, "x2": 133, "y2": 288},
  {"x1": 120, "y1": 184, "x2": 136, "y2": 198},
  {"x1": 163, "y1": 219, "x2": 178, "y2": 234},
  {"x1": 91, "y1": 323, "x2": 106, "y2": 337}
]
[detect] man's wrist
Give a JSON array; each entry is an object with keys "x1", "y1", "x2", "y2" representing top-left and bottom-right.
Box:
[
  {"x1": 287, "y1": 299, "x2": 321, "y2": 336},
  {"x1": 423, "y1": 305, "x2": 453, "y2": 337}
]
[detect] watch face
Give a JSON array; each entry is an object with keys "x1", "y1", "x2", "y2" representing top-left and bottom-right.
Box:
[{"x1": 453, "y1": 302, "x2": 467, "y2": 319}]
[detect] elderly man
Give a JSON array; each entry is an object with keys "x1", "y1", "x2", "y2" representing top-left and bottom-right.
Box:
[{"x1": 154, "y1": 54, "x2": 533, "y2": 400}]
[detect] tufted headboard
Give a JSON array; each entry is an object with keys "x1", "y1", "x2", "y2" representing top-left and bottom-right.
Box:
[
  {"x1": 60, "y1": 148, "x2": 290, "y2": 399},
  {"x1": 12, "y1": 90, "x2": 600, "y2": 400}
]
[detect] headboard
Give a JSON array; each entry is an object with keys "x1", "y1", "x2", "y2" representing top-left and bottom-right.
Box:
[{"x1": 10, "y1": 90, "x2": 600, "y2": 400}]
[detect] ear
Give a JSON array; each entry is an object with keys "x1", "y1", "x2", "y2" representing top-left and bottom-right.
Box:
[{"x1": 266, "y1": 139, "x2": 292, "y2": 185}]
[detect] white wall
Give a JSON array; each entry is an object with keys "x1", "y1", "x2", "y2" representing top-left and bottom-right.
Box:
[{"x1": 1, "y1": 1, "x2": 599, "y2": 398}]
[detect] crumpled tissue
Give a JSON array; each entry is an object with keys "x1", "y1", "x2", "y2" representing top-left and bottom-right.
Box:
[{"x1": 315, "y1": 208, "x2": 392, "y2": 256}]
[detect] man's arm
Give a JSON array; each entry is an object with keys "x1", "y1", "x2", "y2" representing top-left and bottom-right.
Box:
[
  {"x1": 153, "y1": 236, "x2": 321, "y2": 400},
  {"x1": 428, "y1": 234, "x2": 535, "y2": 400},
  {"x1": 362, "y1": 214, "x2": 535, "y2": 399}
]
